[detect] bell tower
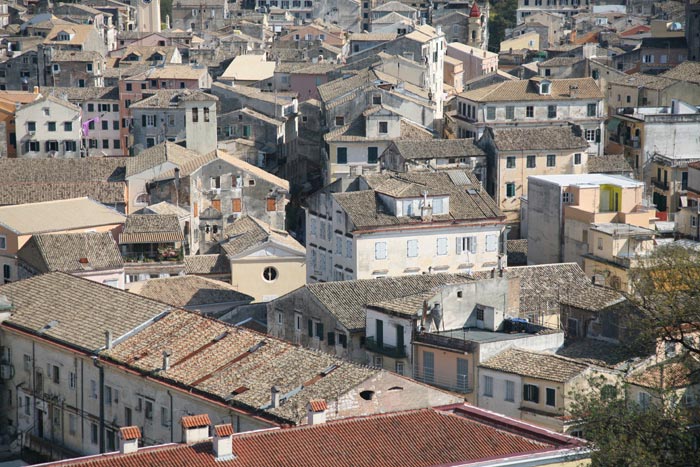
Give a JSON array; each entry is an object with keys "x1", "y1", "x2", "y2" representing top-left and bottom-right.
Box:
[
  {"x1": 136, "y1": 0, "x2": 162, "y2": 33},
  {"x1": 467, "y1": 2, "x2": 483, "y2": 48}
]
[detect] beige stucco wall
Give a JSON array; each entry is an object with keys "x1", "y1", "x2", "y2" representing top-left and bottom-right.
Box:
[
  {"x1": 231, "y1": 255, "x2": 306, "y2": 303},
  {"x1": 414, "y1": 343, "x2": 476, "y2": 403}
]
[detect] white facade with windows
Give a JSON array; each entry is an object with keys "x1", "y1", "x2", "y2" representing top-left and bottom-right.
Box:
[{"x1": 15, "y1": 96, "x2": 82, "y2": 159}]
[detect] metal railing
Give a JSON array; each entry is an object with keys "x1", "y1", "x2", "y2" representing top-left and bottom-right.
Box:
[
  {"x1": 364, "y1": 337, "x2": 406, "y2": 359},
  {"x1": 412, "y1": 331, "x2": 476, "y2": 353},
  {"x1": 413, "y1": 367, "x2": 473, "y2": 394},
  {"x1": 651, "y1": 177, "x2": 669, "y2": 191}
]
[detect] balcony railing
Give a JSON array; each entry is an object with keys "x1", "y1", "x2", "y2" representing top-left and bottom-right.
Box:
[
  {"x1": 651, "y1": 177, "x2": 669, "y2": 191},
  {"x1": 412, "y1": 331, "x2": 476, "y2": 353},
  {"x1": 364, "y1": 337, "x2": 406, "y2": 359},
  {"x1": 413, "y1": 367, "x2": 473, "y2": 394},
  {"x1": 624, "y1": 138, "x2": 640, "y2": 148}
]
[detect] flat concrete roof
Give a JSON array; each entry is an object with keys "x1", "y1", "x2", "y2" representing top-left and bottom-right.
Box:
[
  {"x1": 434, "y1": 327, "x2": 557, "y2": 344},
  {"x1": 528, "y1": 173, "x2": 643, "y2": 188}
]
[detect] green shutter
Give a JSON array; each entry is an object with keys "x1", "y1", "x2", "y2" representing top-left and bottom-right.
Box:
[{"x1": 308, "y1": 319, "x2": 313, "y2": 337}]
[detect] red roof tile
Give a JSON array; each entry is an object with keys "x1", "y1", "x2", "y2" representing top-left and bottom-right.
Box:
[
  {"x1": 181, "y1": 414, "x2": 212, "y2": 428},
  {"x1": 308, "y1": 399, "x2": 327, "y2": 412},
  {"x1": 119, "y1": 426, "x2": 141, "y2": 440},
  {"x1": 214, "y1": 424, "x2": 234, "y2": 437},
  {"x1": 36, "y1": 408, "x2": 586, "y2": 467}
]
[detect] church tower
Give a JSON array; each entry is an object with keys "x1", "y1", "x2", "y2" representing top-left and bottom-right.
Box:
[
  {"x1": 136, "y1": 0, "x2": 162, "y2": 33},
  {"x1": 466, "y1": 2, "x2": 483, "y2": 48}
]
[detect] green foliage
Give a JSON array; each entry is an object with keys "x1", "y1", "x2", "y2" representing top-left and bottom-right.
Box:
[
  {"x1": 488, "y1": 0, "x2": 517, "y2": 51},
  {"x1": 569, "y1": 376, "x2": 699, "y2": 467},
  {"x1": 161, "y1": 0, "x2": 173, "y2": 24}
]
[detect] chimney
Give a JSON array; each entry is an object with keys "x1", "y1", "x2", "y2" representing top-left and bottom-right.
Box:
[
  {"x1": 212, "y1": 424, "x2": 235, "y2": 460},
  {"x1": 33, "y1": 86, "x2": 39, "y2": 94},
  {"x1": 420, "y1": 16, "x2": 426, "y2": 26},
  {"x1": 306, "y1": 399, "x2": 327, "y2": 425},
  {"x1": 105, "y1": 330, "x2": 112, "y2": 350},
  {"x1": 420, "y1": 191, "x2": 432, "y2": 222},
  {"x1": 270, "y1": 386, "x2": 281, "y2": 408},
  {"x1": 181, "y1": 414, "x2": 212, "y2": 444},
  {"x1": 119, "y1": 426, "x2": 141, "y2": 454},
  {"x1": 569, "y1": 85, "x2": 578, "y2": 98},
  {"x1": 162, "y1": 350, "x2": 171, "y2": 371}
]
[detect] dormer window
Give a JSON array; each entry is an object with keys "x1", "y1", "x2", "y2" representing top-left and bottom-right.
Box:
[{"x1": 539, "y1": 80, "x2": 551, "y2": 95}]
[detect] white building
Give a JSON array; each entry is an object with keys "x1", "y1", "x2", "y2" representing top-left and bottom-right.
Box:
[
  {"x1": 15, "y1": 95, "x2": 82, "y2": 158},
  {"x1": 305, "y1": 170, "x2": 507, "y2": 282},
  {"x1": 516, "y1": 0, "x2": 589, "y2": 24},
  {"x1": 454, "y1": 77, "x2": 606, "y2": 155}
]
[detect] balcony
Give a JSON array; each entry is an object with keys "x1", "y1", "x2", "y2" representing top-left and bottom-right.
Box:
[
  {"x1": 413, "y1": 367, "x2": 473, "y2": 394},
  {"x1": 651, "y1": 177, "x2": 669, "y2": 191},
  {"x1": 624, "y1": 138, "x2": 640, "y2": 149},
  {"x1": 412, "y1": 331, "x2": 476, "y2": 353},
  {"x1": 364, "y1": 336, "x2": 406, "y2": 359}
]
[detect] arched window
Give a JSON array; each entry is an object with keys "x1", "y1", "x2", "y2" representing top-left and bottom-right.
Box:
[
  {"x1": 135, "y1": 193, "x2": 149, "y2": 205},
  {"x1": 263, "y1": 266, "x2": 278, "y2": 282}
]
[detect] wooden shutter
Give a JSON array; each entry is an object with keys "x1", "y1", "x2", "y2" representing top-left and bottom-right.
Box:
[
  {"x1": 266, "y1": 197, "x2": 276, "y2": 211},
  {"x1": 211, "y1": 199, "x2": 221, "y2": 211},
  {"x1": 193, "y1": 202, "x2": 198, "y2": 217},
  {"x1": 232, "y1": 198, "x2": 242, "y2": 212}
]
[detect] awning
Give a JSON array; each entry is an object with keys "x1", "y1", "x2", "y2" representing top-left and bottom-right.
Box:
[{"x1": 607, "y1": 117, "x2": 622, "y2": 132}]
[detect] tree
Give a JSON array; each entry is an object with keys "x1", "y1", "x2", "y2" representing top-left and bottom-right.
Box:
[
  {"x1": 568, "y1": 375, "x2": 699, "y2": 467},
  {"x1": 488, "y1": 0, "x2": 517, "y2": 52}
]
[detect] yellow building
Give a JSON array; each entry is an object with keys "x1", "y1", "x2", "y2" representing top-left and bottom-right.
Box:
[
  {"x1": 222, "y1": 215, "x2": 305, "y2": 303},
  {"x1": 0, "y1": 89, "x2": 41, "y2": 157}
]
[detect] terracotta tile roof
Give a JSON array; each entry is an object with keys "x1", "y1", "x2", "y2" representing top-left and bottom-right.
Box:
[
  {"x1": 214, "y1": 151, "x2": 290, "y2": 191},
  {"x1": 317, "y1": 69, "x2": 373, "y2": 103},
  {"x1": 390, "y1": 138, "x2": 485, "y2": 160},
  {"x1": 0, "y1": 182, "x2": 126, "y2": 207},
  {"x1": 661, "y1": 61, "x2": 700, "y2": 85},
  {"x1": 460, "y1": 77, "x2": 604, "y2": 102},
  {"x1": 214, "y1": 424, "x2": 234, "y2": 437},
  {"x1": 119, "y1": 426, "x2": 141, "y2": 440},
  {"x1": 119, "y1": 214, "x2": 184, "y2": 244},
  {"x1": 181, "y1": 414, "x2": 212, "y2": 428},
  {"x1": 221, "y1": 216, "x2": 304, "y2": 257},
  {"x1": 474, "y1": 263, "x2": 625, "y2": 313},
  {"x1": 45, "y1": 86, "x2": 120, "y2": 102},
  {"x1": 0, "y1": 272, "x2": 172, "y2": 352},
  {"x1": 626, "y1": 354, "x2": 699, "y2": 390},
  {"x1": 480, "y1": 348, "x2": 591, "y2": 382},
  {"x1": 39, "y1": 408, "x2": 582, "y2": 467},
  {"x1": 555, "y1": 339, "x2": 649, "y2": 369},
  {"x1": 587, "y1": 154, "x2": 633, "y2": 174},
  {"x1": 125, "y1": 142, "x2": 202, "y2": 178},
  {"x1": 333, "y1": 171, "x2": 503, "y2": 230},
  {"x1": 129, "y1": 89, "x2": 217, "y2": 109},
  {"x1": 184, "y1": 254, "x2": 231, "y2": 275},
  {"x1": 609, "y1": 72, "x2": 677, "y2": 90},
  {"x1": 302, "y1": 273, "x2": 473, "y2": 330},
  {"x1": 490, "y1": 126, "x2": 589, "y2": 151},
  {"x1": 17, "y1": 232, "x2": 123, "y2": 274},
  {"x1": 136, "y1": 201, "x2": 190, "y2": 219},
  {"x1": 128, "y1": 275, "x2": 252, "y2": 308},
  {"x1": 507, "y1": 239, "x2": 527, "y2": 266},
  {"x1": 307, "y1": 399, "x2": 327, "y2": 412}
]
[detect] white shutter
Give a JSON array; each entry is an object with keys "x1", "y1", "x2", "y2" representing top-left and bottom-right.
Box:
[
  {"x1": 375, "y1": 242, "x2": 387, "y2": 260},
  {"x1": 486, "y1": 234, "x2": 498, "y2": 252},
  {"x1": 469, "y1": 237, "x2": 477, "y2": 254},
  {"x1": 437, "y1": 237, "x2": 448, "y2": 255},
  {"x1": 456, "y1": 237, "x2": 463, "y2": 254},
  {"x1": 407, "y1": 240, "x2": 418, "y2": 258},
  {"x1": 433, "y1": 198, "x2": 443, "y2": 215}
]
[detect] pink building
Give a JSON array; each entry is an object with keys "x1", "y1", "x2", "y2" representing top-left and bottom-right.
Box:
[{"x1": 446, "y1": 42, "x2": 499, "y2": 82}]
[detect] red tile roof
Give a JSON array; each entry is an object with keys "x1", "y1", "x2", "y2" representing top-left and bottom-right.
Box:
[
  {"x1": 181, "y1": 414, "x2": 212, "y2": 428},
  {"x1": 214, "y1": 424, "x2": 234, "y2": 437},
  {"x1": 307, "y1": 399, "x2": 327, "y2": 412},
  {"x1": 36, "y1": 408, "x2": 587, "y2": 467},
  {"x1": 119, "y1": 426, "x2": 141, "y2": 440}
]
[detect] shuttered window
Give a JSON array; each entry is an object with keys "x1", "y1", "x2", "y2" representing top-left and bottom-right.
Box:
[
  {"x1": 232, "y1": 198, "x2": 242, "y2": 212},
  {"x1": 407, "y1": 239, "x2": 418, "y2": 258},
  {"x1": 266, "y1": 198, "x2": 276, "y2": 211},
  {"x1": 436, "y1": 237, "x2": 448, "y2": 256},
  {"x1": 486, "y1": 234, "x2": 498, "y2": 252},
  {"x1": 374, "y1": 242, "x2": 387, "y2": 260}
]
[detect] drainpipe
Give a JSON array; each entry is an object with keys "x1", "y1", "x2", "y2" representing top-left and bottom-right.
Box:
[
  {"x1": 167, "y1": 390, "x2": 174, "y2": 442},
  {"x1": 93, "y1": 357, "x2": 105, "y2": 453}
]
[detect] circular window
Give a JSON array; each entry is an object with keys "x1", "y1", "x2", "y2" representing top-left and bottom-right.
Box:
[{"x1": 262, "y1": 266, "x2": 278, "y2": 282}]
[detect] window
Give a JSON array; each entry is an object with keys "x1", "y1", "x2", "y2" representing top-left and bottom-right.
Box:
[
  {"x1": 51, "y1": 365, "x2": 59, "y2": 384},
  {"x1": 27, "y1": 121, "x2": 36, "y2": 132},
  {"x1": 476, "y1": 306, "x2": 484, "y2": 321},
  {"x1": 523, "y1": 384, "x2": 539, "y2": 403},
  {"x1": 367, "y1": 147, "x2": 378, "y2": 164},
  {"x1": 587, "y1": 103, "x2": 597, "y2": 117},
  {"x1": 336, "y1": 147, "x2": 347, "y2": 164},
  {"x1": 64, "y1": 122, "x2": 72, "y2": 131},
  {"x1": 69, "y1": 371, "x2": 77, "y2": 389},
  {"x1": 48, "y1": 121, "x2": 56, "y2": 132},
  {"x1": 526, "y1": 155, "x2": 536, "y2": 168},
  {"x1": 546, "y1": 388, "x2": 556, "y2": 406},
  {"x1": 526, "y1": 106, "x2": 534, "y2": 118},
  {"x1": 28, "y1": 141, "x2": 40, "y2": 152},
  {"x1": 546, "y1": 154, "x2": 556, "y2": 167},
  {"x1": 506, "y1": 182, "x2": 516, "y2": 198},
  {"x1": 585, "y1": 129, "x2": 597, "y2": 142},
  {"x1": 642, "y1": 54, "x2": 654, "y2": 64},
  {"x1": 192, "y1": 107, "x2": 198, "y2": 122},
  {"x1": 24, "y1": 396, "x2": 30, "y2": 415},
  {"x1": 203, "y1": 107, "x2": 210, "y2": 122},
  {"x1": 102, "y1": 139, "x2": 109, "y2": 149},
  {"x1": 0, "y1": 236, "x2": 5, "y2": 250},
  {"x1": 486, "y1": 234, "x2": 498, "y2": 252},
  {"x1": 540, "y1": 82, "x2": 550, "y2": 94},
  {"x1": 105, "y1": 385, "x2": 112, "y2": 405},
  {"x1": 69, "y1": 414, "x2": 77, "y2": 435},
  {"x1": 335, "y1": 236, "x2": 342, "y2": 256},
  {"x1": 506, "y1": 156, "x2": 516, "y2": 169},
  {"x1": 378, "y1": 121, "x2": 388, "y2": 134},
  {"x1": 505, "y1": 380, "x2": 515, "y2": 402},
  {"x1": 638, "y1": 391, "x2": 651, "y2": 410},
  {"x1": 211, "y1": 176, "x2": 221, "y2": 189},
  {"x1": 65, "y1": 141, "x2": 77, "y2": 152},
  {"x1": 315, "y1": 321, "x2": 324, "y2": 340},
  {"x1": 113, "y1": 140, "x2": 121, "y2": 150},
  {"x1": 125, "y1": 83, "x2": 133, "y2": 91},
  {"x1": 263, "y1": 267, "x2": 278, "y2": 282},
  {"x1": 483, "y1": 375, "x2": 493, "y2": 397},
  {"x1": 547, "y1": 105, "x2": 557, "y2": 119},
  {"x1": 87, "y1": 103, "x2": 95, "y2": 112},
  {"x1": 3, "y1": 264, "x2": 9, "y2": 280},
  {"x1": 574, "y1": 153, "x2": 582, "y2": 165},
  {"x1": 144, "y1": 400, "x2": 153, "y2": 419},
  {"x1": 372, "y1": 95, "x2": 381, "y2": 105},
  {"x1": 436, "y1": 237, "x2": 448, "y2": 256},
  {"x1": 457, "y1": 236, "x2": 477, "y2": 254},
  {"x1": 346, "y1": 239, "x2": 353, "y2": 258},
  {"x1": 161, "y1": 406, "x2": 170, "y2": 427},
  {"x1": 112, "y1": 104, "x2": 119, "y2": 112},
  {"x1": 102, "y1": 120, "x2": 109, "y2": 130},
  {"x1": 338, "y1": 333, "x2": 348, "y2": 348},
  {"x1": 90, "y1": 423, "x2": 98, "y2": 444},
  {"x1": 456, "y1": 358, "x2": 468, "y2": 392},
  {"x1": 407, "y1": 239, "x2": 418, "y2": 258},
  {"x1": 335, "y1": 116, "x2": 345, "y2": 126},
  {"x1": 486, "y1": 106, "x2": 495, "y2": 120},
  {"x1": 23, "y1": 354, "x2": 30, "y2": 371},
  {"x1": 505, "y1": 106, "x2": 514, "y2": 120},
  {"x1": 374, "y1": 241, "x2": 387, "y2": 260},
  {"x1": 544, "y1": 68, "x2": 551, "y2": 76},
  {"x1": 562, "y1": 192, "x2": 574, "y2": 204}
]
